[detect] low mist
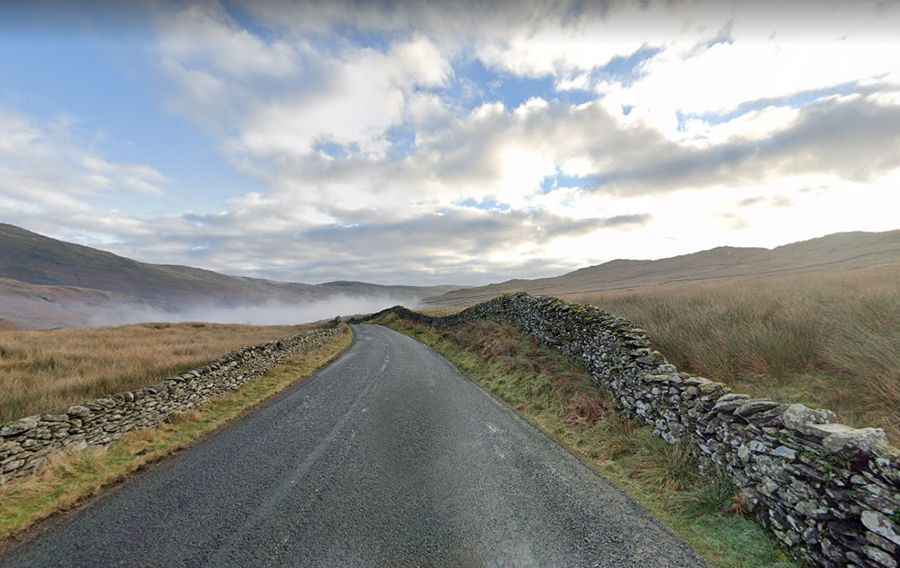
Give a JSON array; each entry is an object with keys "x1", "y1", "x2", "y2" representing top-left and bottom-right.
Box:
[{"x1": 83, "y1": 295, "x2": 417, "y2": 328}]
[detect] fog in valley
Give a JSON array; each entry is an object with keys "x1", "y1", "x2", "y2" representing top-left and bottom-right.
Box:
[
  {"x1": 86, "y1": 295, "x2": 416, "y2": 327},
  {"x1": 0, "y1": 294, "x2": 418, "y2": 330}
]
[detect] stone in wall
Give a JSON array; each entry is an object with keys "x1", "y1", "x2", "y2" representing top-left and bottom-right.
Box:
[
  {"x1": 359, "y1": 294, "x2": 900, "y2": 568},
  {"x1": 0, "y1": 326, "x2": 341, "y2": 485}
]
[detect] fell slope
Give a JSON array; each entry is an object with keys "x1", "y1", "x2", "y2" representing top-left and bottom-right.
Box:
[
  {"x1": 425, "y1": 229, "x2": 900, "y2": 306},
  {"x1": 0, "y1": 278, "x2": 136, "y2": 329},
  {"x1": 0, "y1": 223, "x2": 327, "y2": 307},
  {"x1": 0, "y1": 224, "x2": 457, "y2": 328}
]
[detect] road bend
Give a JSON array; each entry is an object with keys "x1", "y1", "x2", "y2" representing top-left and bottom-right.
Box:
[{"x1": 0, "y1": 324, "x2": 705, "y2": 568}]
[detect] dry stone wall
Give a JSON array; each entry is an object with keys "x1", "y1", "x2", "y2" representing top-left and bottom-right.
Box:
[
  {"x1": 360, "y1": 294, "x2": 900, "y2": 568},
  {"x1": 0, "y1": 326, "x2": 341, "y2": 485}
]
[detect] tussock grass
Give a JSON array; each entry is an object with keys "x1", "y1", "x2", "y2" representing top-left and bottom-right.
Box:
[
  {"x1": 0, "y1": 322, "x2": 315, "y2": 423},
  {"x1": 379, "y1": 315, "x2": 794, "y2": 568},
  {"x1": 572, "y1": 265, "x2": 900, "y2": 442},
  {"x1": 0, "y1": 325, "x2": 352, "y2": 543},
  {"x1": 418, "y1": 307, "x2": 463, "y2": 317}
]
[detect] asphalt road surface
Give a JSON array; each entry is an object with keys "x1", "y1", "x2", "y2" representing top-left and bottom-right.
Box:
[{"x1": 1, "y1": 324, "x2": 706, "y2": 568}]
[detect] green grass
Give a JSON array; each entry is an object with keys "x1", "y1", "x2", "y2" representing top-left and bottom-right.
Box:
[
  {"x1": 377, "y1": 314, "x2": 796, "y2": 568},
  {"x1": 0, "y1": 325, "x2": 353, "y2": 543}
]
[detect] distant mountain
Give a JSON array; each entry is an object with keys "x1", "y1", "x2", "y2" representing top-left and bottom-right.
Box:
[
  {"x1": 318, "y1": 280, "x2": 459, "y2": 298},
  {"x1": 425, "y1": 229, "x2": 900, "y2": 307},
  {"x1": 0, "y1": 278, "x2": 135, "y2": 329},
  {"x1": 0, "y1": 223, "x2": 457, "y2": 328}
]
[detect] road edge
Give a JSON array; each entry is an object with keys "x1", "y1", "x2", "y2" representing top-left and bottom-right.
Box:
[
  {"x1": 376, "y1": 319, "x2": 795, "y2": 568},
  {"x1": 0, "y1": 324, "x2": 354, "y2": 552}
]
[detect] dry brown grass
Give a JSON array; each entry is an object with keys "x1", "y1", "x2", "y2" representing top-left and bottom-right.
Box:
[
  {"x1": 0, "y1": 325, "x2": 352, "y2": 542},
  {"x1": 571, "y1": 264, "x2": 900, "y2": 442},
  {"x1": 380, "y1": 316, "x2": 794, "y2": 568},
  {"x1": 418, "y1": 306, "x2": 464, "y2": 317},
  {"x1": 0, "y1": 322, "x2": 313, "y2": 423}
]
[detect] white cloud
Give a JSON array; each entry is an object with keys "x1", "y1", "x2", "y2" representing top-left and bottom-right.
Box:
[
  {"x1": 82, "y1": 157, "x2": 167, "y2": 195},
  {"x1": 158, "y1": 2, "x2": 298, "y2": 78},
  {"x1": 0, "y1": 110, "x2": 168, "y2": 218},
  {"x1": 391, "y1": 34, "x2": 453, "y2": 86},
  {"x1": 6, "y1": 0, "x2": 900, "y2": 288},
  {"x1": 471, "y1": 102, "x2": 505, "y2": 121},
  {"x1": 159, "y1": 7, "x2": 453, "y2": 161},
  {"x1": 234, "y1": 38, "x2": 451, "y2": 159},
  {"x1": 177, "y1": 84, "x2": 900, "y2": 250},
  {"x1": 407, "y1": 92, "x2": 452, "y2": 128},
  {"x1": 679, "y1": 106, "x2": 801, "y2": 148},
  {"x1": 595, "y1": 3, "x2": 900, "y2": 138},
  {"x1": 556, "y1": 72, "x2": 591, "y2": 91},
  {"x1": 514, "y1": 97, "x2": 549, "y2": 117}
]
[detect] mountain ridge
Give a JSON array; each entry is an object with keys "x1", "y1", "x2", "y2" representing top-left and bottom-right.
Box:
[
  {"x1": 425, "y1": 229, "x2": 900, "y2": 306},
  {"x1": 4, "y1": 222, "x2": 899, "y2": 325},
  {"x1": 0, "y1": 223, "x2": 458, "y2": 328}
]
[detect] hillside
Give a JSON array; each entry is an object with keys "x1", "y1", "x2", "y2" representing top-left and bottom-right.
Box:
[
  {"x1": 0, "y1": 223, "x2": 323, "y2": 307},
  {"x1": 425, "y1": 229, "x2": 900, "y2": 306},
  {"x1": 0, "y1": 224, "x2": 456, "y2": 328},
  {"x1": 317, "y1": 280, "x2": 459, "y2": 298},
  {"x1": 0, "y1": 278, "x2": 139, "y2": 329}
]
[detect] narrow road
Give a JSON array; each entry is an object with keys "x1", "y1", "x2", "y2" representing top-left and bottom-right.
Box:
[{"x1": 1, "y1": 324, "x2": 705, "y2": 568}]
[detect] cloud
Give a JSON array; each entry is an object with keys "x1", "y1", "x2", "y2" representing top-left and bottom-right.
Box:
[
  {"x1": 158, "y1": 5, "x2": 453, "y2": 161},
  {"x1": 599, "y1": 214, "x2": 651, "y2": 228},
  {"x1": 241, "y1": 0, "x2": 690, "y2": 76},
  {"x1": 3, "y1": 0, "x2": 900, "y2": 289},
  {"x1": 82, "y1": 156, "x2": 167, "y2": 195},
  {"x1": 597, "y1": 6, "x2": 900, "y2": 136},
  {"x1": 153, "y1": 2, "x2": 900, "y2": 204},
  {"x1": 737, "y1": 195, "x2": 793, "y2": 210},
  {"x1": 303, "y1": 208, "x2": 619, "y2": 254},
  {"x1": 90, "y1": 205, "x2": 635, "y2": 285},
  {"x1": 556, "y1": 72, "x2": 591, "y2": 92},
  {"x1": 592, "y1": 93, "x2": 900, "y2": 193},
  {"x1": 85, "y1": 295, "x2": 419, "y2": 327},
  {"x1": 721, "y1": 212, "x2": 749, "y2": 230},
  {"x1": 233, "y1": 37, "x2": 451, "y2": 160},
  {"x1": 158, "y1": 2, "x2": 298, "y2": 78},
  {"x1": 0, "y1": 110, "x2": 168, "y2": 218}
]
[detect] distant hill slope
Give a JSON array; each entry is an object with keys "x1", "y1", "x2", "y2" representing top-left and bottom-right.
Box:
[
  {"x1": 0, "y1": 223, "x2": 325, "y2": 307},
  {"x1": 317, "y1": 280, "x2": 459, "y2": 298},
  {"x1": 0, "y1": 223, "x2": 457, "y2": 327},
  {"x1": 0, "y1": 278, "x2": 137, "y2": 329},
  {"x1": 425, "y1": 229, "x2": 900, "y2": 307}
]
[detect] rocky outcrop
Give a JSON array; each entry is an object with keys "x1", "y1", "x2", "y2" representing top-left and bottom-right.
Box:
[
  {"x1": 359, "y1": 294, "x2": 900, "y2": 567},
  {"x1": 0, "y1": 326, "x2": 342, "y2": 484}
]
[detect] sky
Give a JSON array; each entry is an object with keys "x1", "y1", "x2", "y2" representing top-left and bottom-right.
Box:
[{"x1": 1, "y1": 0, "x2": 899, "y2": 286}]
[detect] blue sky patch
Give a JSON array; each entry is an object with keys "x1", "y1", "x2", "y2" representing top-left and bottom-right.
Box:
[
  {"x1": 540, "y1": 172, "x2": 599, "y2": 193},
  {"x1": 677, "y1": 80, "x2": 866, "y2": 129},
  {"x1": 455, "y1": 197, "x2": 512, "y2": 212}
]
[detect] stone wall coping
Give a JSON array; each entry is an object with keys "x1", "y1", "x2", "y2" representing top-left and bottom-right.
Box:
[
  {"x1": 357, "y1": 293, "x2": 900, "y2": 567},
  {"x1": 1, "y1": 326, "x2": 341, "y2": 484}
]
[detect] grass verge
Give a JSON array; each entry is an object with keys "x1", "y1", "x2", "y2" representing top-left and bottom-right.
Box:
[
  {"x1": 0, "y1": 324, "x2": 352, "y2": 544},
  {"x1": 377, "y1": 314, "x2": 796, "y2": 568}
]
